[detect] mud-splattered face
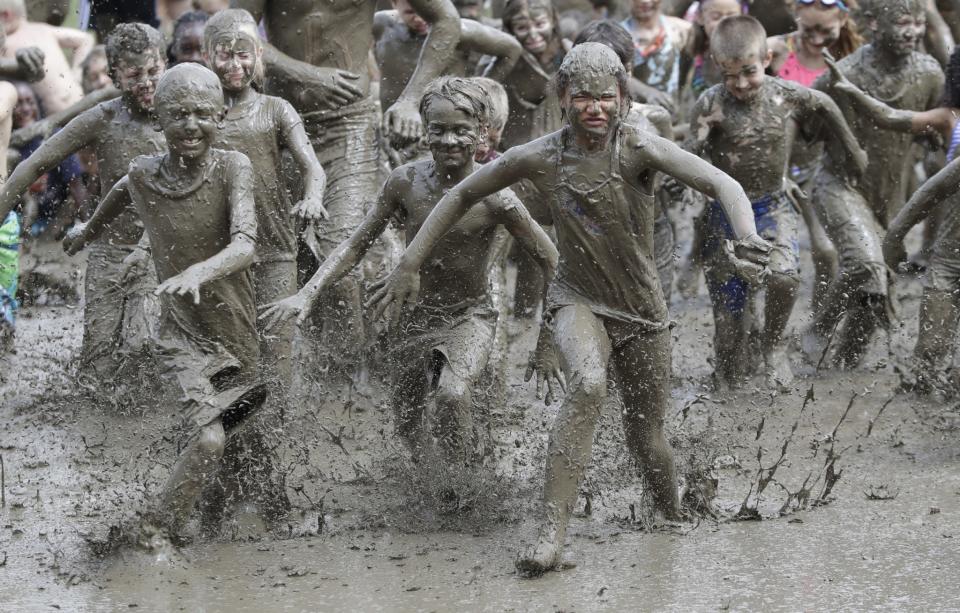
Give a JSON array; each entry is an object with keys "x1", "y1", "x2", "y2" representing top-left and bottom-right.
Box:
[
  {"x1": 699, "y1": 0, "x2": 743, "y2": 38},
  {"x1": 424, "y1": 97, "x2": 483, "y2": 172},
  {"x1": 454, "y1": 0, "x2": 483, "y2": 20},
  {"x1": 873, "y1": 5, "x2": 925, "y2": 57},
  {"x1": 12, "y1": 82, "x2": 38, "y2": 128},
  {"x1": 562, "y1": 71, "x2": 623, "y2": 138},
  {"x1": 82, "y1": 54, "x2": 112, "y2": 93},
  {"x1": 716, "y1": 50, "x2": 770, "y2": 101},
  {"x1": 171, "y1": 22, "x2": 206, "y2": 66},
  {"x1": 394, "y1": 0, "x2": 430, "y2": 36},
  {"x1": 631, "y1": 0, "x2": 662, "y2": 21},
  {"x1": 796, "y1": 6, "x2": 844, "y2": 54},
  {"x1": 208, "y1": 29, "x2": 260, "y2": 91},
  {"x1": 114, "y1": 50, "x2": 166, "y2": 113},
  {"x1": 509, "y1": 7, "x2": 554, "y2": 54},
  {"x1": 157, "y1": 87, "x2": 222, "y2": 161}
]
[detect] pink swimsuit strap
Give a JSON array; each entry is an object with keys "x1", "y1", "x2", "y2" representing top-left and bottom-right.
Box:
[{"x1": 777, "y1": 36, "x2": 825, "y2": 88}]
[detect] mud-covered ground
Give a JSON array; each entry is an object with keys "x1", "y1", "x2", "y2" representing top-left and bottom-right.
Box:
[{"x1": 2, "y1": 229, "x2": 959, "y2": 612}]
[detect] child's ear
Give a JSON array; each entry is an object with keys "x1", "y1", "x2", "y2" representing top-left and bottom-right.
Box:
[{"x1": 762, "y1": 49, "x2": 773, "y2": 69}]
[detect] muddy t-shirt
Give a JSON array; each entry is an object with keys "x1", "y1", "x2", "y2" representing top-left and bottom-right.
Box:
[
  {"x1": 214, "y1": 94, "x2": 301, "y2": 263},
  {"x1": 126, "y1": 149, "x2": 259, "y2": 371}
]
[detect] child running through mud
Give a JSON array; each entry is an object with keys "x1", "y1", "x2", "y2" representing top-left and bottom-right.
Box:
[
  {"x1": 63, "y1": 63, "x2": 265, "y2": 548},
  {"x1": 685, "y1": 15, "x2": 866, "y2": 389},
  {"x1": 366, "y1": 43, "x2": 772, "y2": 575},
  {"x1": 260, "y1": 76, "x2": 558, "y2": 473},
  {"x1": 0, "y1": 23, "x2": 167, "y2": 380}
]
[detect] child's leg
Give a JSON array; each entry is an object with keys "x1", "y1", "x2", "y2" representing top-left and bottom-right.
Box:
[
  {"x1": 676, "y1": 207, "x2": 707, "y2": 299},
  {"x1": 796, "y1": 192, "x2": 837, "y2": 311},
  {"x1": 159, "y1": 420, "x2": 226, "y2": 536},
  {"x1": 913, "y1": 287, "x2": 960, "y2": 391},
  {"x1": 609, "y1": 326, "x2": 680, "y2": 519},
  {"x1": 393, "y1": 359, "x2": 430, "y2": 454},
  {"x1": 517, "y1": 304, "x2": 611, "y2": 575},
  {"x1": 758, "y1": 201, "x2": 801, "y2": 386},
  {"x1": 704, "y1": 269, "x2": 750, "y2": 386}
]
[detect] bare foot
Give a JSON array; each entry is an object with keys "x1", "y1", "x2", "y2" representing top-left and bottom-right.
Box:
[
  {"x1": 515, "y1": 537, "x2": 563, "y2": 577},
  {"x1": 764, "y1": 345, "x2": 793, "y2": 390},
  {"x1": 799, "y1": 328, "x2": 828, "y2": 364}
]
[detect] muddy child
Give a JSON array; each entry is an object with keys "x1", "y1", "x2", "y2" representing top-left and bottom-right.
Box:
[
  {"x1": 261, "y1": 76, "x2": 557, "y2": 467},
  {"x1": 686, "y1": 16, "x2": 866, "y2": 388},
  {"x1": 0, "y1": 23, "x2": 167, "y2": 378},
  {"x1": 64, "y1": 63, "x2": 265, "y2": 546},
  {"x1": 802, "y1": 0, "x2": 943, "y2": 368},
  {"x1": 368, "y1": 44, "x2": 771, "y2": 574}
]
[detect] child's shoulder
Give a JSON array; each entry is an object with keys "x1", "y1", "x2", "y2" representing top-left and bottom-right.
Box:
[
  {"x1": 693, "y1": 83, "x2": 724, "y2": 108},
  {"x1": 910, "y1": 50, "x2": 944, "y2": 76},
  {"x1": 387, "y1": 158, "x2": 432, "y2": 189}
]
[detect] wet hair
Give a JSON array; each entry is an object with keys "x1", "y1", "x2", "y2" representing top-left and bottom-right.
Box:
[
  {"x1": 419, "y1": 76, "x2": 489, "y2": 128},
  {"x1": 943, "y1": 45, "x2": 960, "y2": 108},
  {"x1": 574, "y1": 20, "x2": 633, "y2": 70},
  {"x1": 502, "y1": 0, "x2": 560, "y2": 38},
  {"x1": 203, "y1": 8, "x2": 265, "y2": 88},
  {"x1": 168, "y1": 10, "x2": 209, "y2": 64},
  {"x1": 710, "y1": 15, "x2": 768, "y2": 60},
  {"x1": 863, "y1": 0, "x2": 922, "y2": 21},
  {"x1": 155, "y1": 63, "x2": 223, "y2": 110},
  {"x1": 795, "y1": 0, "x2": 863, "y2": 60},
  {"x1": 471, "y1": 77, "x2": 509, "y2": 130},
  {"x1": 688, "y1": 0, "x2": 749, "y2": 57},
  {"x1": 105, "y1": 23, "x2": 166, "y2": 80},
  {"x1": 556, "y1": 42, "x2": 629, "y2": 103}
]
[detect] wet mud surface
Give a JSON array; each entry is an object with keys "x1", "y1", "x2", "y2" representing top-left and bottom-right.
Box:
[{"x1": 2, "y1": 230, "x2": 959, "y2": 611}]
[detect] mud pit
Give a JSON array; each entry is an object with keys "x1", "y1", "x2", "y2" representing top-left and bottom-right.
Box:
[{"x1": 2, "y1": 229, "x2": 959, "y2": 611}]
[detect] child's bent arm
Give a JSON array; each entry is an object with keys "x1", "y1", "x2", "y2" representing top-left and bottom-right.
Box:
[
  {"x1": 0, "y1": 106, "x2": 99, "y2": 219},
  {"x1": 807, "y1": 90, "x2": 867, "y2": 178},
  {"x1": 889, "y1": 157, "x2": 960, "y2": 242},
  {"x1": 52, "y1": 25, "x2": 95, "y2": 71},
  {"x1": 11, "y1": 86, "x2": 119, "y2": 148},
  {"x1": 279, "y1": 101, "x2": 328, "y2": 219},
  {"x1": 464, "y1": 19, "x2": 522, "y2": 82},
  {"x1": 63, "y1": 175, "x2": 131, "y2": 254},
  {"x1": 496, "y1": 189, "x2": 559, "y2": 308}
]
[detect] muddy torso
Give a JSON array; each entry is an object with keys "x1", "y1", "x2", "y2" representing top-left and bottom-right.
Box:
[
  {"x1": 817, "y1": 46, "x2": 944, "y2": 224},
  {"x1": 261, "y1": 0, "x2": 375, "y2": 113},
  {"x1": 126, "y1": 149, "x2": 258, "y2": 367},
  {"x1": 94, "y1": 99, "x2": 166, "y2": 245},
  {"x1": 695, "y1": 79, "x2": 816, "y2": 200},
  {"x1": 375, "y1": 17, "x2": 474, "y2": 112},
  {"x1": 391, "y1": 160, "x2": 509, "y2": 308},
  {"x1": 214, "y1": 93, "x2": 300, "y2": 263},
  {"x1": 500, "y1": 46, "x2": 566, "y2": 150},
  {"x1": 530, "y1": 126, "x2": 666, "y2": 327}
]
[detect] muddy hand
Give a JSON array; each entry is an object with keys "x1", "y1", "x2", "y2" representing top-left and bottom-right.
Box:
[
  {"x1": 120, "y1": 247, "x2": 149, "y2": 284},
  {"x1": 62, "y1": 223, "x2": 87, "y2": 255},
  {"x1": 882, "y1": 234, "x2": 907, "y2": 271},
  {"x1": 365, "y1": 265, "x2": 421, "y2": 328},
  {"x1": 823, "y1": 51, "x2": 855, "y2": 93},
  {"x1": 15, "y1": 47, "x2": 45, "y2": 82},
  {"x1": 524, "y1": 325, "x2": 567, "y2": 406},
  {"x1": 292, "y1": 195, "x2": 328, "y2": 221},
  {"x1": 725, "y1": 233, "x2": 772, "y2": 285},
  {"x1": 383, "y1": 98, "x2": 423, "y2": 144},
  {"x1": 258, "y1": 294, "x2": 308, "y2": 330},
  {"x1": 155, "y1": 270, "x2": 203, "y2": 305}
]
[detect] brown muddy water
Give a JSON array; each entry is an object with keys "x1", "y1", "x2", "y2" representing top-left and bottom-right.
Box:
[{"x1": 1, "y1": 233, "x2": 959, "y2": 612}]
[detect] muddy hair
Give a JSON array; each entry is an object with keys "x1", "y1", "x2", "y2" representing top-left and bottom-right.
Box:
[
  {"x1": 155, "y1": 62, "x2": 223, "y2": 110},
  {"x1": 419, "y1": 76, "x2": 489, "y2": 128},
  {"x1": 502, "y1": 0, "x2": 560, "y2": 38},
  {"x1": 168, "y1": 10, "x2": 209, "y2": 64},
  {"x1": 203, "y1": 8, "x2": 265, "y2": 88},
  {"x1": 471, "y1": 77, "x2": 509, "y2": 130},
  {"x1": 105, "y1": 23, "x2": 166, "y2": 80},
  {"x1": 556, "y1": 42, "x2": 630, "y2": 109},
  {"x1": 943, "y1": 45, "x2": 960, "y2": 108},
  {"x1": 711, "y1": 15, "x2": 768, "y2": 60},
  {"x1": 573, "y1": 20, "x2": 633, "y2": 69},
  {"x1": 796, "y1": 0, "x2": 863, "y2": 60}
]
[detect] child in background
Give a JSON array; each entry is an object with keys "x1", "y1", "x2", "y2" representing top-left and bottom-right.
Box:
[
  {"x1": 471, "y1": 77, "x2": 509, "y2": 163},
  {"x1": 168, "y1": 10, "x2": 209, "y2": 66}
]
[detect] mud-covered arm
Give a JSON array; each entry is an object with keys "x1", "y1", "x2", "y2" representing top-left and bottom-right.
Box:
[
  {"x1": 0, "y1": 104, "x2": 99, "y2": 219},
  {"x1": 802, "y1": 88, "x2": 867, "y2": 179},
  {"x1": 889, "y1": 157, "x2": 960, "y2": 242},
  {"x1": 464, "y1": 19, "x2": 522, "y2": 82},
  {"x1": 0, "y1": 47, "x2": 44, "y2": 83},
  {"x1": 493, "y1": 187, "x2": 558, "y2": 302},
  {"x1": 62, "y1": 174, "x2": 130, "y2": 253},
  {"x1": 10, "y1": 86, "x2": 119, "y2": 148},
  {"x1": 924, "y1": 0, "x2": 954, "y2": 67},
  {"x1": 385, "y1": 0, "x2": 462, "y2": 139},
  {"x1": 52, "y1": 24, "x2": 95, "y2": 72},
  {"x1": 277, "y1": 99, "x2": 327, "y2": 219},
  {"x1": 637, "y1": 131, "x2": 758, "y2": 239}
]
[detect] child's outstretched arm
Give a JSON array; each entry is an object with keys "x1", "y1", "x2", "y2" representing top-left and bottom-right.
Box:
[
  {"x1": 884, "y1": 157, "x2": 960, "y2": 268},
  {"x1": 278, "y1": 99, "x2": 327, "y2": 220},
  {"x1": 259, "y1": 173, "x2": 402, "y2": 329},
  {"x1": 51, "y1": 25, "x2": 95, "y2": 74},
  {"x1": 10, "y1": 86, "x2": 119, "y2": 148},
  {"x1": 805, "y1": 88, "x2": 868, "y2": 180},
  {"x1": 464, "y1": 19, "x2": 522, "y2": 82},
  {"x1": 0, "y1": 105, "x2": 99, "y2": 219},
  {"x1": 62, "y1": 174, "x2": 131, "y2": 255},
  {"x1": 155, "y1": 155, "x2": 258, "y2": 305},
  {"x1": 367, "y1": 144, "x2": 538, "y2": 321}
]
